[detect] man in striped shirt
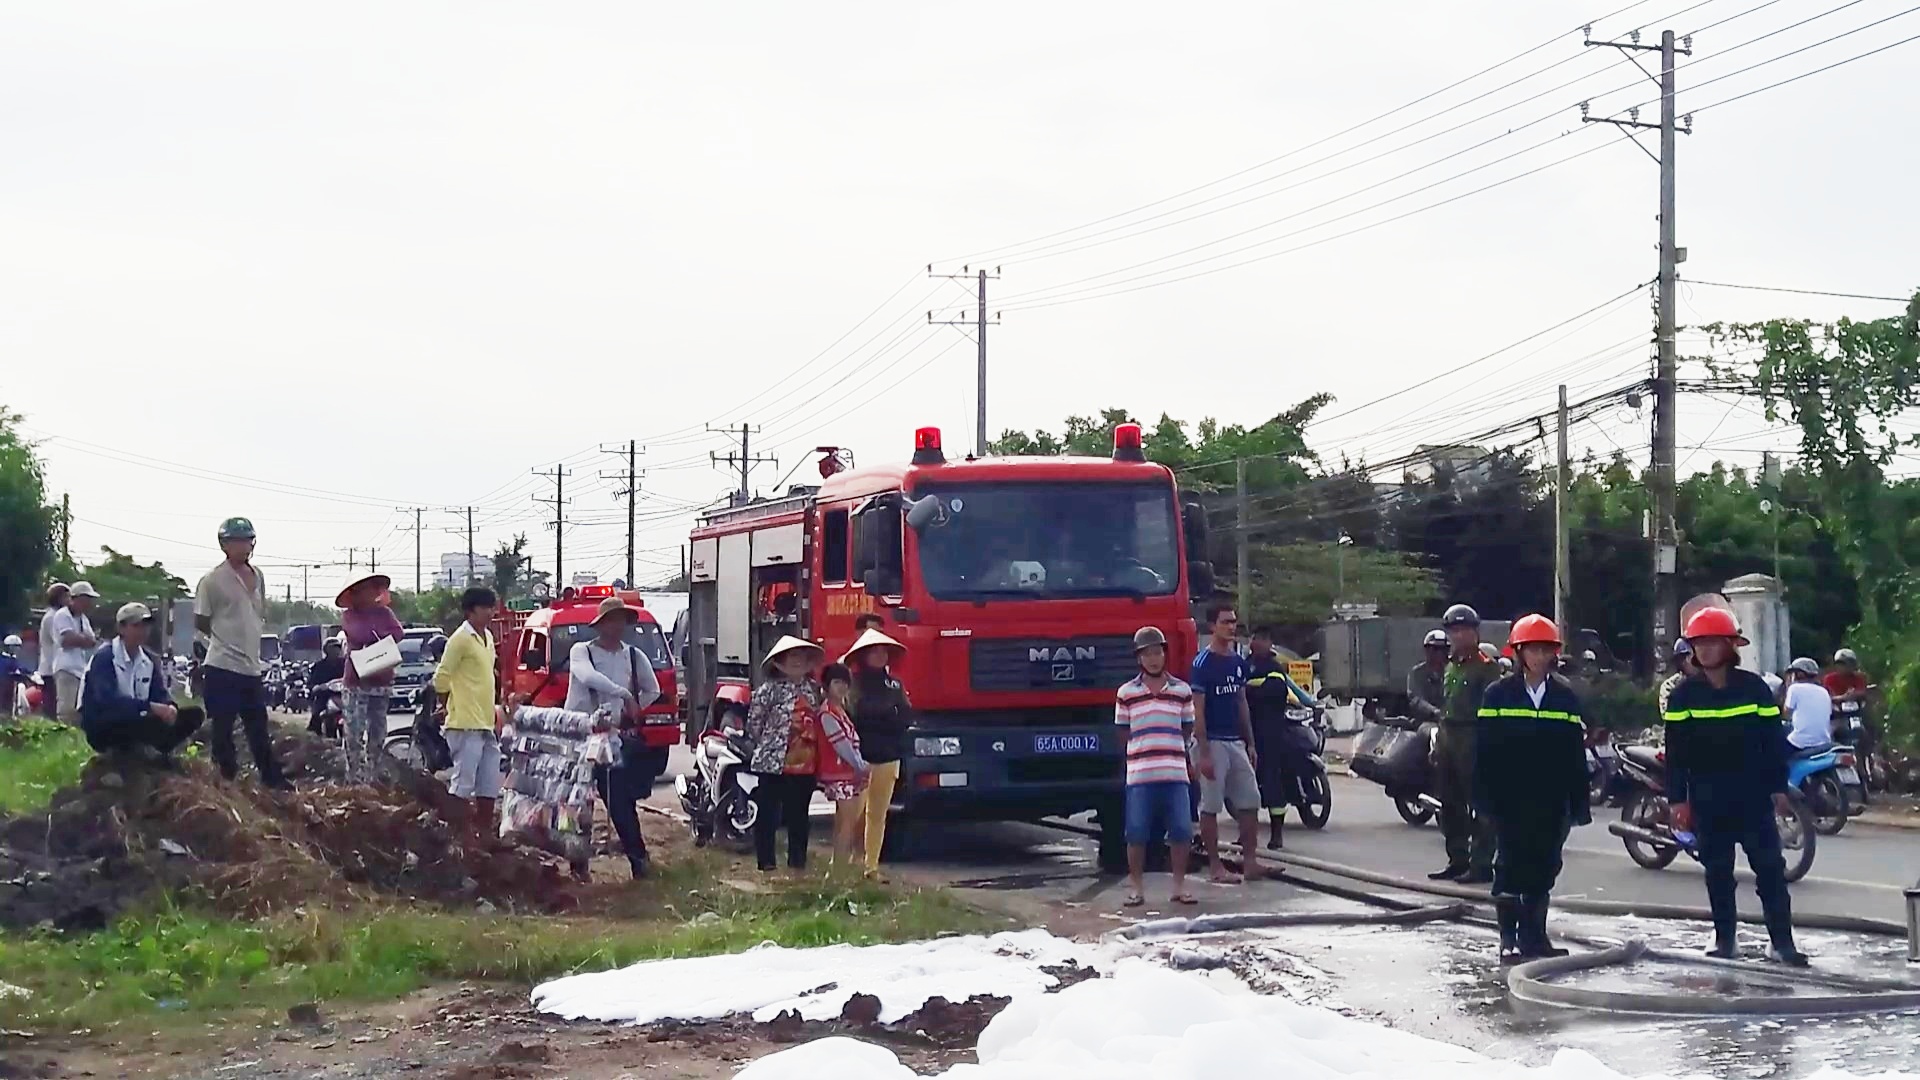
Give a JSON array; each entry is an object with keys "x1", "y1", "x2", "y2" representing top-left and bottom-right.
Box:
[{"x1": 1115, "y1": 625, "x2": 1197, "y2": 909}]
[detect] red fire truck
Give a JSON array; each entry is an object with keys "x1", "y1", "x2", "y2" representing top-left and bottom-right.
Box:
[
  {"x1": 493, "y1": 585, "x2": 680, "y2": 782},
  {"x1": 682, "y1": 424, "x2": 1210, "y2": 870}
]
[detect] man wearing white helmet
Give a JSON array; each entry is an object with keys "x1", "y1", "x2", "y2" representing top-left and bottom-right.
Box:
[
  {"x1": 47, "y1": 581, "x2": 101, "y2": 726},
  {"x1": 1, "y1": 634, "x2": 31, "y2": 718}
]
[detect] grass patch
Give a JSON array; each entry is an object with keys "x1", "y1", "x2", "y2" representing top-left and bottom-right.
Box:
[
  {"x1": 0, "y1": 717, "x2": 90, "y2": 815},
  {"x1": 0, "y1": 851, "x2": 1002, "y2": 1031}
]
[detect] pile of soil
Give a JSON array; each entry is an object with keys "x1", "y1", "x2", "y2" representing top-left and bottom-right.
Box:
[{"x1": 0, "y1": 730, "x2": 580, "y2": 931}]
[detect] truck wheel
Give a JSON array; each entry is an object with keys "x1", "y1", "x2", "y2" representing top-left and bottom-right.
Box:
[{"x1": 1096, "y1": 800, "x2": 1128, "y2": 875}]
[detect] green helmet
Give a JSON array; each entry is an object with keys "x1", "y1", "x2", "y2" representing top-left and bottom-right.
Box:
[{"x1": 218, "y1": 516, "x2": 257, "y2": 541}]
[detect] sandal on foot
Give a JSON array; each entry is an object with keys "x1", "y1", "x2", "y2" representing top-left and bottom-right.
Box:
[
  {"x1": 1123, "y1": 893, "x2": 1146, "y2": 908},
  {"x1": 1171, "y1": 893, "x2": 1199, "y2": 906}
]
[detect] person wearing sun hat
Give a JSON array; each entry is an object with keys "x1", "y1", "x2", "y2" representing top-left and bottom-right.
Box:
[
  {"x1": 744, "y1": 635, "x2": 825, "y2": 872},
  {"x1": 337, "y1": 571, "x2": 403, "y2": 784},
  {"x1": 843, "y1": 626, "x2": 911, "y2": 879},
  {"x1": 565, "y1": 596, "x2": 662, "y2": 880}
]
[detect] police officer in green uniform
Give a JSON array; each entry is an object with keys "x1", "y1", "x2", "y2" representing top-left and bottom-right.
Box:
[{"x1": 1429, "y1": 604, "x2": 1499, "y2": 883}]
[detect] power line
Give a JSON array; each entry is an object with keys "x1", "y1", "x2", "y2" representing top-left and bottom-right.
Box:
[
  {"x1": 1683, "y1": 278, "x2": 1913, "y2": 304},
  {"x1": 1691, "y1": 24, "x2": 1920, "y2": 113},
  {"x1": 943, "y1": 0, "x2": 1671, "y2": 265}
]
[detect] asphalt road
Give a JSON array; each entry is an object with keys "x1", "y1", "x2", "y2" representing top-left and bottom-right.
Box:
[{"x1": 655, "y1": 744, "x2": 1918, "y2": 923}]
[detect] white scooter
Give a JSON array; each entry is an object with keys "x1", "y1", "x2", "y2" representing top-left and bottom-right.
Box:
[{"x1": 675, "y1": 705, "x2": 759, "y2": 848}]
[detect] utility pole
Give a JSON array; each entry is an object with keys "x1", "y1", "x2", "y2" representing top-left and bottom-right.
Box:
[
  {"x1": 58, "y1": 494, "x2": 71, "y2": 564},
  {"x1": 1584, "y1": 26, "x2": 1690, "y2": 670},
  {"x1": 708, "y1": 424, "x2": 775, "y2": 505},
  {"x1": 336, "y1": 547, "x2": 358, "y2": 574},
  {"x1": 1235, "y1": 458, "x2": 1250, "y2": 619},
  {"x1": 601, "y1": 440, "x2": 645, "y2": 588},
  {"x1": 396, "y1": 507, "x2": 428, "y2": 593},
  {"x1": 442, "y1": 507, "x2": 476, "y2": 587},
  {"x1": 928, "y1": 265, "x2": 1001, "y2": 457},
  {"x1": 533, "y1": 465, "x2": 571, "y2": 591},
  {"x1": 1555, "y1": 385, "x2": 1572, "y2": 634}
]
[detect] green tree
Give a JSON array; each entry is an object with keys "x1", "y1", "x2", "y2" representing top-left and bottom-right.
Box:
[
  {"x1": 390, "y1": 587, "x2": 463, "y2": 631},
  {"x1": 492, "y1": 533, "x2": 531, "y2": 601},
  {"x1": 50, "y1": 546, "x2": 188, "y2": 638},
  {"x1": 1708, "y1": 294, "x2": 1920, "y2": 743},
  {"x1": 0, "y1": 408, "x2": 57, "y2": 627},
  {"x1": 1244, "y1": 541, "x2": 1438, "y2": 625},
  {"x1": 265, "y1": 599, "x2": 335, "y2": 633}
]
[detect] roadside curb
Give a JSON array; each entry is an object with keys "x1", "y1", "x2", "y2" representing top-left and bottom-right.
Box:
[{"x1": 1854, "y1": 810, "x2": 1920, "y2": 831}]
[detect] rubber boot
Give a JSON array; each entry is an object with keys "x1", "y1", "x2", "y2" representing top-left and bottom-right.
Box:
[
  {"x1": 1266, "y1": 811, "x2": 1285, "y2": 851},
  {"x1": 1523, "y1": 896, "x2": 1569, "y2": 959},
  {"x1": 1495, "y1": 895, "x2": 1524, "y2": 965},
  {"x1": 1428, "y1": 863, "x2": 1468, "y2": 881},
  {"x1": 1704, "y1": 926, "x2": 1739, "y2": 960},
  {"x1": 1764, "y1": 907, "x2": 1809, "y2": 967}
]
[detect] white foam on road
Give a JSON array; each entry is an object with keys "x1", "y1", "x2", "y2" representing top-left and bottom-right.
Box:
[
  {"x1": 733, "y1": 960, "x2": 1920, "y2": 1080},
  {"x1": 529, "y1": 928, "x2": 1105, "y2": 1025}
]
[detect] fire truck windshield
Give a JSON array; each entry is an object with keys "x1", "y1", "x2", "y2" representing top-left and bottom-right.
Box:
[
  {"x1": 549, "y1": 621, "x2": 672, "y2": 671},
  {"x1": 913, "y1": 481, "x2": 1179, "y2": 600}
]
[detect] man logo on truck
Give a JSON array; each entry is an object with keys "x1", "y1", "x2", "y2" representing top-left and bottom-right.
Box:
[{"x1": 1030, "y1": 646, "x2": 1097, "y2": 663}]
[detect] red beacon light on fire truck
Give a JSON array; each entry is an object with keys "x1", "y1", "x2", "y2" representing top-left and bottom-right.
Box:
[
  {"x1": 575, "y1": 585, "x2": 616, "y2": 600},
  {"x1": 912, "y1": 426, "x2": 946, "y2": 466},
  {"x1": 1113, "y1": 422, "x2": 1146, "y2": 462}
]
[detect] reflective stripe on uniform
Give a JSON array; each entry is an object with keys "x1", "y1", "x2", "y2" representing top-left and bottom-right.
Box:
[
  {"x1": 1663, "y1": 703, "x2": 1780, "y2": 722},
  {"x1": 1477, "y1": 707, "x2": 1582, "y2": 723}
]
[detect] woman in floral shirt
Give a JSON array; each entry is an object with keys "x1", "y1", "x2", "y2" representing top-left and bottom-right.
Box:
[{"x1": 746, "y1": 635, "x2": 825, "y2": 872}]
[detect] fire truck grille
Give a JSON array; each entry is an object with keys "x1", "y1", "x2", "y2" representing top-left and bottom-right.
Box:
[{"x1": 968, "y1": 636, "x2": 1138, "y2": 693}]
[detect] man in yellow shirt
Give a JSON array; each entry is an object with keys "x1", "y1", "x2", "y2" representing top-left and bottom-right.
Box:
[{"x1": 433, "y1": 587, "x2": 500, "y2": 837}]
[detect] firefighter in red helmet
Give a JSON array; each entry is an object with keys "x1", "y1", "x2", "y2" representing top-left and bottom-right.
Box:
[
  {"x1": 1474, "y1": 614, "x2": 1591, "y2": 963},
  {"x1": 1665, "y1": 606, "x2": 1807, "y2": 966}
]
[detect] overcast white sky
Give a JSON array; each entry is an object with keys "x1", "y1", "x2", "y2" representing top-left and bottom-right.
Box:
[{"x1": 6, "y1": 0, "x2": 1916, "y2": 596}]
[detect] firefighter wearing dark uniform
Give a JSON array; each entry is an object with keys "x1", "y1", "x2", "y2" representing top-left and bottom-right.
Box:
[
  {"x1": 1665, "y1": 607, "x2": 1808, "y2": 965},
  {"x1": 1430, "y1": 604, "x2": 1500, "y2": 883},
  {"x1": 1247, "y1": 629, "x2": 1315, "y2": 851},
  {"x1": 1475, "y1": 614, "x2": 1590, "y2": 962}
]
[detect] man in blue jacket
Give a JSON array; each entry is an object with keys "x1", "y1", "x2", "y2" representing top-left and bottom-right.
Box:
[{"x1": 80, "y1": 602, "x2": 204, "y2": 765}]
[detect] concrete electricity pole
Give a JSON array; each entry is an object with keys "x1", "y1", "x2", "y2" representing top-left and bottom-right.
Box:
[
  {"x1": 443, "y1": 507, "x2": 476, "y2": 587},
  {"x1": 1235, "y1": 458, "x2": 1251, "y2": 619},
  {"x1": 601, "y1": 440, "x2": 646, "y2": 588},
  {"x1": 709, "y1": 424, "x2": 774, "y2": 505},
  {"x1": 929, "y1": 265, "x2": 1001, "y2": 457},
  {"x1": 396, "y1": 507, "x2": 428, "y2": 593},
  {"x1": 533, "y1": 465, "x2": 571, "y2": 591},
  {"x1": 1555, "y1": 385, "x2": 1572, "y2": 634},
  {"x1": 1584, "y1": 26, "x2": 1690, "y2": 670}
]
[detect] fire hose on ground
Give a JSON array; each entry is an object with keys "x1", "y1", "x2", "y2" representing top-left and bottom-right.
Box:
[{"x1": 1064, "y1": 827, "x2": 1920, "y2": 1016}]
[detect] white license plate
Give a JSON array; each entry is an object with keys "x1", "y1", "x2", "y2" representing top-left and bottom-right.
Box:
[
  {"x1": 1836, "y1": 766, "x2": 1860, "y2": 785},
  {"x1": 1034, "y1": 733, "x2": 1101, "y2": 754}
]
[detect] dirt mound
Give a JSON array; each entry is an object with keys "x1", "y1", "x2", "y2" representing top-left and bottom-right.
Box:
[{"x1": 0, "y1": 730, "x2": 580, "y2": 931}]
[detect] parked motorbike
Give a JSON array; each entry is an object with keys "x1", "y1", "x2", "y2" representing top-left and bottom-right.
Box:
[
  {"x1": 1834, "y1": 697, "x2": 1880, "y2": 797},
  {"x1": 1349, "y1": 714, "x2": 1441, "y2": 826},
  {"x1": 1586, "y1": 728, "x2": 1627, "y2": 807},
  {"x1": 1275, "y1": 705, "x2": 1333, "y2": 828},
  {"x1": 264, "y1": 664, "x2": 287, "y2": 709},
  {"x1": 313, "y1": 679, "x2": 345, "y2": 741},
  {"x1": 7, "y1": 673, "x2": 42, "y2": 719},
  {"x1": 1606, "y1": 741, "x2": 1817, "y2": 883},
  {"x1": 283, "y1": 668, "x2": 310, "y2": 714},
  {"x1": 1787, "y1": 744, "x2": 1865, "y2": 836},
  {"x1": 675, "y1": 719, "x2": 759, "y2": 848}
]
